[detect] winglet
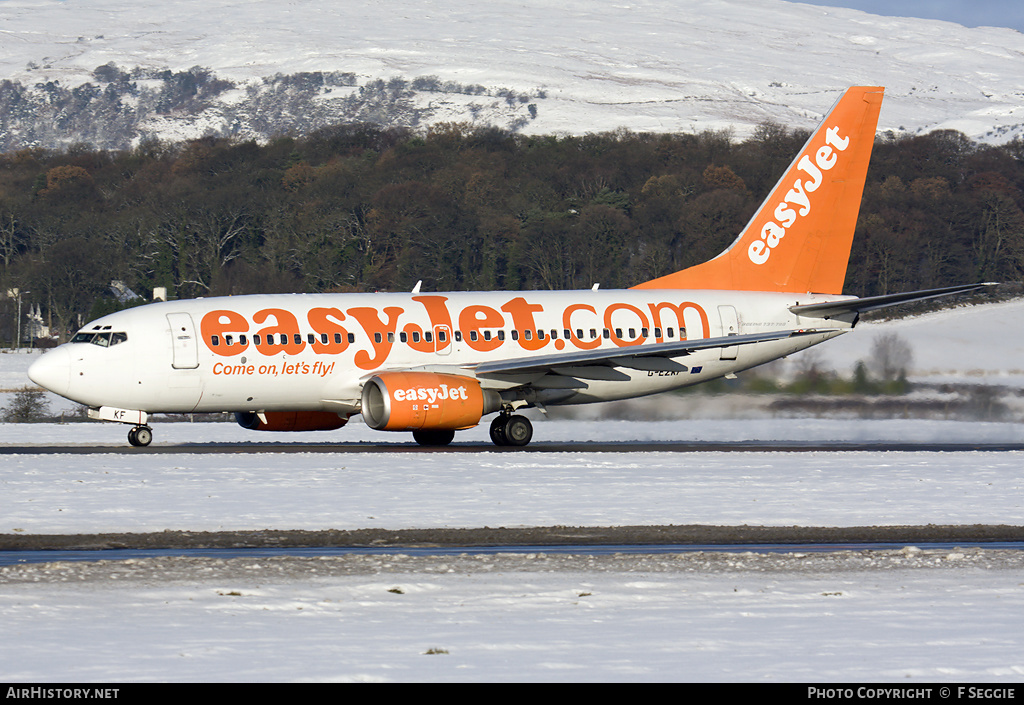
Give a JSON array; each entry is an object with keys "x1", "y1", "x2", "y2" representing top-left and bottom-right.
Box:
[{"x1": 633, "y1": 86, "x2": 884, "y2": 294}]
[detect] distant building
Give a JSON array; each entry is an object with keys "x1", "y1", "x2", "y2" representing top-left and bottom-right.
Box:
[
  {"x1": 109, "y1": 281, "x2": 141, "y2": 304},
  {"x1": 25, "y1": 303, "x2": 50, "y2": 342}
]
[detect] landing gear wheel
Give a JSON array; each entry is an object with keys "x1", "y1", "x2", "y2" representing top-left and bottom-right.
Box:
[
  {"x1": 489, "y1": 415, "x2": 508, "y2": 446},
  {"x1": 128, "y1": 426, "x2": 152, "y2": 447},
  {"x1": 412, "y1": 428, "x2": 455, "y2": 446},
  {"x1": 503, "y1": 415, "x2": 533, "y2": 447}
]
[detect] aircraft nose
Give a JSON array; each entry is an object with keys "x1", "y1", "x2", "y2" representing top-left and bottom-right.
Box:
[{"x1": 28, "y1": 347, "x2": 71, "y2": 397}]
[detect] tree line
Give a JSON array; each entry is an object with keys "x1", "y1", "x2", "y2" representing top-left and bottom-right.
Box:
[
  {"x1": 0, "y1": 65, "x2": 542, "y2": 153},
  {"x1": 1, "y1": 121, "x2": 1022, "y2": 343}
]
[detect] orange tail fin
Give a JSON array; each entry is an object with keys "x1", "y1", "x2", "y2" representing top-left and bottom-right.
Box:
[{"x1": 633, "y1": 86, "x2": 884, "y2": 294}]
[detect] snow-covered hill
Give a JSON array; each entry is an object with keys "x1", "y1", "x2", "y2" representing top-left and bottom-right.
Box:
[{"x1": 2, "y1": 0, "x2": 1024, "y2": 149}]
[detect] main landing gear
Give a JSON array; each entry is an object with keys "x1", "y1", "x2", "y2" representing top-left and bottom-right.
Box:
[
  {"x1": 409, "y1": 410, "x2": 534, "y2": 448},
  {"x1": 127, "y1": 425, "x2": 153, "y2": 447},
  {"x1": 489, "y1": 412, "x2": 533, "y2": 447}
]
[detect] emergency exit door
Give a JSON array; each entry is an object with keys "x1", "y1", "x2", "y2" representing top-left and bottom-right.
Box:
[{"x1": 718, "y1": 305, "x2": 739, "y2": 360}]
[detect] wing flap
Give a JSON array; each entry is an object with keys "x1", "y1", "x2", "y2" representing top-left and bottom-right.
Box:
[
  {"x1": 551, "y1": 365, "x2": 632, "y2": 381},
  {"x1": 609, "y1": 356, "x2": 688, "y2": 372}
]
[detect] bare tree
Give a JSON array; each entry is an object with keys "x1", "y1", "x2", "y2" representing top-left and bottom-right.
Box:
[
  {"x1": 871, "y1": 332, "x2": 913, "y2": 381},
  {"x1": 0, "y1": 210, "x2": 18, "y2": 272}
]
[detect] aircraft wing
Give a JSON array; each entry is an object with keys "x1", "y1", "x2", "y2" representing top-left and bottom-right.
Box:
[
  {"x1": 469, "y1": 329, "x2": 824, "y2": 378},
  {"x1": 790, "y1": 283, "x2": 995, "y2": 318}
]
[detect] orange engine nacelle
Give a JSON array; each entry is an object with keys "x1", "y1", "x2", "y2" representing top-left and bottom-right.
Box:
[
  {"x1": 235, "y1": 411, "x2": 348, "y2": 432},
  {"x1": 361, "y1": 372, "x2": 502, "y2": 431}
]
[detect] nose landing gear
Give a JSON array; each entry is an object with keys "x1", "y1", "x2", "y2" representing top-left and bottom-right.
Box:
[{"x1": 127, "y1": 425, "x2": 153, "y2": 447}]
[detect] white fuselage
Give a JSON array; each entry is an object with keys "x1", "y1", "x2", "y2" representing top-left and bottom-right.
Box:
[{"x1": 30, "y1": 288, "x2": 850, "y2": 417}]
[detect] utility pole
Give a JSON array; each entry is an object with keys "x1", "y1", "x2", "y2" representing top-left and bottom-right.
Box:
[{"x1": 6, "y1": 288, "x2": 21, "y2": 349}]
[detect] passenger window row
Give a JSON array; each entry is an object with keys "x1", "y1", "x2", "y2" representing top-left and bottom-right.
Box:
[
  {"x1": 209, "y1": 326, "x2": 685, "y2": 348},
  {"x1": 211, "y1": 332, "x2": 356, "y2": 347}
]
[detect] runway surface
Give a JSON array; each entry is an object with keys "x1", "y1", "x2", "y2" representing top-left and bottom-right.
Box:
[{"x1": 5, "y1": 440, "x2": 1024, "y2": 454}]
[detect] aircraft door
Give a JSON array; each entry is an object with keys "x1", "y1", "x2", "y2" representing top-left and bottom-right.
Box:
[
  {"x1": 167, "y1": 312, "x2": 200, "y2": 369},
  {"x1": 718, "y1": 305, "x2": 739, "y2": 360}
]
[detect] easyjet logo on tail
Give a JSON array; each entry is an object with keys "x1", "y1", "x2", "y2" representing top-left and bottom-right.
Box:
[
  {"x1": 630, "y1": 86, "x2": 883, "y2": 293},
  {"x1": 747, "y1": 126, "x2": 850, "y2": 266}
]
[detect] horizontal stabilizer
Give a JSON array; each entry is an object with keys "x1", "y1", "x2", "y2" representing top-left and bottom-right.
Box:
[{"x1": 790, "y1": 283, "x2": 996, "y2": 318}]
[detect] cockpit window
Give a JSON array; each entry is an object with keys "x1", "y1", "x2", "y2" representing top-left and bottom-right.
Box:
[{"x1": 70, "y1": 331, "x2": 128, "y2": 346}]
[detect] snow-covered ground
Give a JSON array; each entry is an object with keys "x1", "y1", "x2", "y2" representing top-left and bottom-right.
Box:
[
  {"x1": 2, "y1": 551, "x2": 1023, "y2": 683},
  {"x1": 4, "y1": 0, "x2": 1024, "y2": 142},
  {"x1": 2, "y1": 302, "x2": 1024, "y2": 683},
  {"x1": 2, "y1": 418, "x2": 1023, "y2": 682}
]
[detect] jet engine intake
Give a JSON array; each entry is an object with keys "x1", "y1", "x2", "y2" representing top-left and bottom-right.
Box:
[{"x1": 361, "y1": 372, "x2": 501, "y2": 431}]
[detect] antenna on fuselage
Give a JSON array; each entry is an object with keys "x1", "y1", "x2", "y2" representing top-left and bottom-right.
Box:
[{"x1": 412, "y1": 280, "x2": 422, "y2": 293}]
